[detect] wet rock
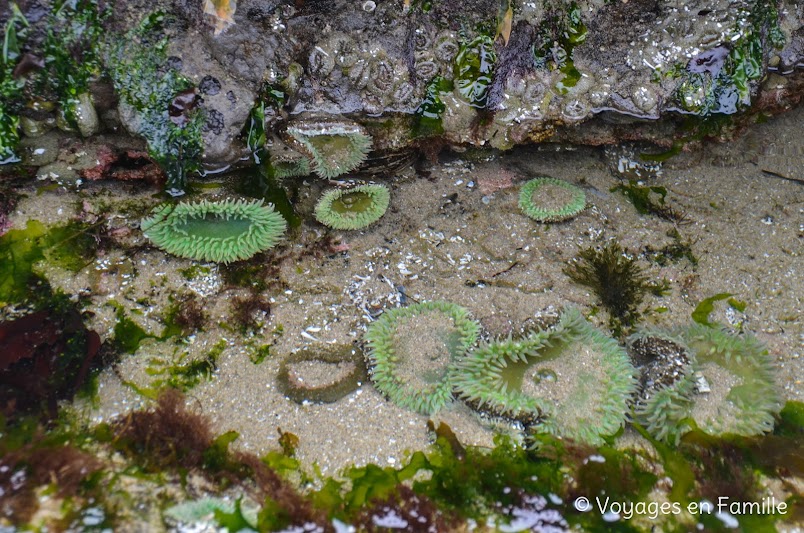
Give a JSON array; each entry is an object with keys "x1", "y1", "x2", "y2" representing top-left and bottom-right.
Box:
[
  {"x1": 26, "y1": 0, "x2": 804, "y2": 168},
  {"x1": 18, "y1": 132, "x2": 60, "y2": 167}
]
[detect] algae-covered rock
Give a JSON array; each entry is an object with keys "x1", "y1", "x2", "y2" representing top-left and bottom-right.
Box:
[{"x1": 7, "y1": 0, "x2": 804, "y2": 171}]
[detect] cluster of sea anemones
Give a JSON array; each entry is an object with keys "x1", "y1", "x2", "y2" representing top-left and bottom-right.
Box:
[{"x1": 363, "y1": 300, "x2": 781, "y2": 447}]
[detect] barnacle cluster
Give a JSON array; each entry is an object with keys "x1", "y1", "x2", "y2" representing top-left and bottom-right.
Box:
[
  {"x1": 314, "y1": 184, "x2": 390, "y2": 231},
  {"x1": 141, "y1": 198, "x2": 287, "y2": 264},
  {"x1": 365, "y1": 301, "x2": 480, "y2": 415}
]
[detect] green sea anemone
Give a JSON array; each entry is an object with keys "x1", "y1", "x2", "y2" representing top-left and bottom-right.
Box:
[
  {"x1": 286, "y1": 118, "x2": 372, "y2": 178},
  {"x1": 452, "y1": 308, "x2": 636, "y2": 446},
  {"x1": 672, "y1": 324, "x2": 782, "y2": 438},
  {"x1": 272, "y1": 157, "x2": 312, "y2": 179},
  {"x1": 365, "y1": 301, "x2": 481, "y2": 415},
  {"x1": 314, "y1": 184, "x2": 390, "y2": 230},
  {"x1": 141, "y1": 198, "x2": 287, "y2": 264},
  {"x1": 518, "y1": 177, "x2": 586, "y2": 223},
  {"x1": 627, "y1": 331, "x2": 698, "y2": 444},
  {"x1": 276, "y1": 343, "x2": 368, "y2": 404}
]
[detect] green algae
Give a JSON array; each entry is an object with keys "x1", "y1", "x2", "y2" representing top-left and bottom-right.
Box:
[
  {"x1": 691, "y1": 292, "x2": 747, "y2": 327},
  {"x1": 142, "y1": 339, "x2": 225, "y2": 396},
  {"x1": 414, "y1": 75, "x2": 453, "y2": 137},
  {"x1": 4, "y1": 397, "x2": 802, "y2": 531},
  {"x1": 105, "y1": 12, "x2": 203, "y2": 196},
  {"x1": 669, "y1": 0, "x2": 785, "y2": 117},
  {"x1": 644, "y1": 229, "x2": 698, "y2": 268},
  {"x1": 532, "y1": 1, "x2": 587, "y2": 95},
  {"x1": 37, "y1": 0, "x2": 106, "y2": 130},
  {"x1": 611, "y1": 181, "x2": 668, "y2": 216},
  {"x1": 564, "y1": 241, "x2": 669, "y2": 336},
  {"x1": 0, "y1": 3, "x2": 28, "y2": 163},
  {"x1": 453, "y1": 31, "x2": 496, "y2": 108},
  {"x1": 0, "y1": 219, "x2": 99, "y2": 306}
]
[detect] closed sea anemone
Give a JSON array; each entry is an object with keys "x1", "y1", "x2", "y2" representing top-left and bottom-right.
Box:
[
  {"x1": 286, "y1": 117, "x2": 373, "y2": 178},
  {"x1": 672, "y1": 324, "x2": 781, "y2": 438},
  {"x1": 452, "y1": 307, "x2": 636, "y2": 446},
  {"x1": 276, "y1": 343, "x2": 367, "y2": 404},
  {"x1": 314, "y1": 184, "x2": 390, "y2": 230},
  {"x1": 627, "y1": 331, "x2": 697, "y2": 444},
  {"x1": 518, "y1": 177, "x2": 586, "y2": 223},
  {"x1": 365, "y1": 301, "x2": 480, "y2": 415},
  {"x1": 141, "y1": 198, "x2": 287, "y2": 264}
]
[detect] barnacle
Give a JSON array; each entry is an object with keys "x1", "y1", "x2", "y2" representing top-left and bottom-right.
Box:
[
  {"x1": 518, "y1": 177, "x2": 586, "y2": 223},
  {"x1": 141, "y1": 198, "x2": 286, "y2": 264},
  {"x1": 314, "y1": 184, "x2": 390, "y2": 230},
  {"x1": 308, "y1": 44, "x2": 335, "y2": 77},
  {"x1": 328, "y1": 33, "x2": 360, "y2": 68},
  {"x1": 452, "y1": 308, "x2": 637, "y2": 446},
  {"x1": 434, "y1": 31, "x2": 459, "y2": 63},
  {"x1": 286, "y1": 116, "x2": 373, "y2": 178},
  {"x1": 365, "y1": 301, "x2": 481, "y2": 415},
  {"x1": 414, "y1": 59, "x2": 440, "y2": 81},
  {"x1": 367, "y1": 58, "x2": 397, "y2": 96}
]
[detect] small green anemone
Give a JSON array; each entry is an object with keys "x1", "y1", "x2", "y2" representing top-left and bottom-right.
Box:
[
  {"x1": 672, "y1": 324, "x2": 781, "y2": 438},
  {"x1": 365, "y1": 301, "x2": 480, "y2": 415},
  {"x1": 314, "y1": 184, "x2": 390, "y2": 230},
  {"x1": 627, "y1": 331, "x2": 698, "y2": 444},
  {"x1": 286, "y1": 119, "x2": 372, "y2": 178},
  {"x1": 452, "y1": 308, "x2": 636, "y2": 446},
  {"x1": 518, "y1": 177, "x2": 586, "y2": 222},
  {"x1": 141, "y1": 198, "x2": 287, "y2": 264}
]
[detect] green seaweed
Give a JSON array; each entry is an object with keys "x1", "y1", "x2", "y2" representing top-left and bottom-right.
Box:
[
  {"x1": 532, "y1": 2, "x2": 587, "y2": 94},
  {"x1": 234, "y1": 165, "x2": 301, "y2": 229},
  {"x1": 690, "y1": 292, "x2": 748, "y2": 326},
  {"x1": 111, "y1": 304, "x2": 153, "y2": 354},
  {"x1": 644, "y1": 229, "x2": 698, "y2": 267},
  {"x1": 453, "y1": 31, "x2": 496, "y2": 108},
  {"x1": 414, "y1": 75, "x2": 453, "y2": 137},
  {"x1": 611, "y1": 181, "x2": 667, "y2": 215},
  {"x1": 0, "y1": 219, "x2": 100, "y2": 306},
  {"x1": 6, "y1": 394, "x2": 803, "y2": 532},
  {"x1": 36, "y1": 0, "x2": 106, "y2": 129},
  {"x1": 564, "y1": 242, "x2": 668, "y2": 336},
  {"x1": 0, "y1": 3, "x2": 28, "y2": 163},
  {"x1": 131, "y1": 339, "x2": 226, "y2": 397},
  {"x1": 671, "y1": 0, "x2": 784, "y2": 116},
  {"x1": 105, "y1": 12, "x2": 203, "y2": 196}
]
